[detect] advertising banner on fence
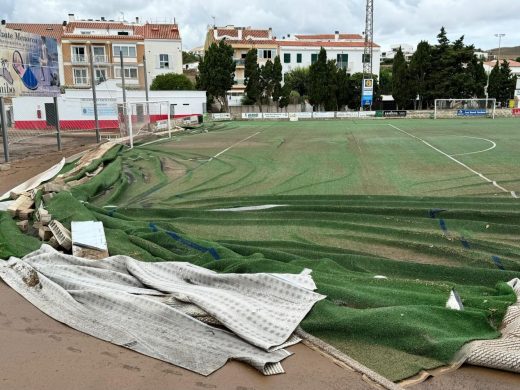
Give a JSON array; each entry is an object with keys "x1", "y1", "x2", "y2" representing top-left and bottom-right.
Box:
[
  {"x1": 263, "y1": 112, "x2": 289, "y2": 119},
  {"x1": 313, "y1": 112, "x2": 335, "y2": 119},
  {"x1": 359, "y1": 111, "x2": 377, "y2": 117},
  {"x1": 295, "y1": 112, "x2": 312, "y2": 119},
  {"x1": 242, "y1": 113, "x2": 263, "y2": 119},
  {"x1": 212, "y1": 113, "x2": 231, "y2": 120},
  {"x1": 336, "y1": 111, "x2": 359, "y2": 118},
  {"x1": 513, "y1": 108, "x2": 520, "y2": 117},
  {"x1": 383, "y1": 110, "x2": 407, "y2": 118},
  {"x1": 457, "y1": 109, "x2": 487, "y2": 117},
  {"x1": 0, "y1": 27, "x2": 60, "y2": 97}
]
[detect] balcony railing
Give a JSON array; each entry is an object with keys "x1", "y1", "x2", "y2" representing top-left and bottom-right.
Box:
[
  {"x1": 234, "y1": 59, "x2": 246, "y2": 66},
  {"x1": 233, "y1": 79, "x2": 246, "y2": 85},
  {"x1": 72, "y1": 54, "x2": 87, "y2": 64},
  {"x1": 93, "y1": 55, "x2": 109, "y2": 64}
]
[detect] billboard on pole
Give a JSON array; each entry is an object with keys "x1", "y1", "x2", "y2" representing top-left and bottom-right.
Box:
[
  {"x1": 361, "y1": 78, "x2": 374, "y2": 106},
  {"x1": 0, "y1": 27, "x2": 60, "y2": 97}
]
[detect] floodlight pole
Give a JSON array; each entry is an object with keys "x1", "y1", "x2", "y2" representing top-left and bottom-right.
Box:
[
  {"x1": 53, "y1": 96, "x2": 62, "y2": 151},
  {"x1": 495, "y1": 33, "x2": 505, "y2": 62},
  {"x1": 88, "y1": 44, "x2": 101, "y2": 143},
  {"x1": 0, "y1": 97, "x2": 9, "y2": 163}
]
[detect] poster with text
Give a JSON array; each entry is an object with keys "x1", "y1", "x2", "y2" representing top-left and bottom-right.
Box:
[{"x1": 0, "y1": 27, "x2": 60, "y2": 97}]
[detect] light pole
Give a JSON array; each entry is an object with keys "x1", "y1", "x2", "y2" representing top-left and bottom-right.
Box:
[{"x1": 494, "y1": 33, "x2": 505, "y2": 62}]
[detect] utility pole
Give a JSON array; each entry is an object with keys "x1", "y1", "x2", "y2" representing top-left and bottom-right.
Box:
[
  {"x1": 495, "y1": 33, "x2": 505, "y2": 62},
  {"x1": 88, "y1": 43, "x2": 101, "y2": 143}
]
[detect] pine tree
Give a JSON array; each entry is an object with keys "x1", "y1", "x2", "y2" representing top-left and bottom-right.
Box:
[
  {"x1": 272, "y1": 56, "x2": 283, "y2": 103},
  {"x1": 408, "y1": 41, "x2": 431, "y2": 109},
  {"x1": 308, "y1": 48, "x2": 329, "y2": 110},
  {"x1": 260, "y1": 60, "x2": 274, "y2": 105},
  {"x1": 244, "y1": 49, "x2": 261, "y2": 105},
  {"x1": 392, "y1": 47, "x2": 413, "y2": 109},
  {"x1": 196, "y1": 40, "x2": 235, "y2": 112}
]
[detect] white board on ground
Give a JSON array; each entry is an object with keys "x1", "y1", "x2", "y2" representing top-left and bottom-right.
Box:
[
  {"x1": 71, "y1": 221, "x2": 108, "y2": 251},
  {"x1": 242, "y1": 113, "x2": 263, "y2": 120},
  {"x1": 313, "y1": 112, "x2": 335, "y2": 119}
]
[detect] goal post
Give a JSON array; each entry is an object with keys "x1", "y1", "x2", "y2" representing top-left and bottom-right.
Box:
[
  {"x1": 117, "y1": 100, "x2": 171, "y2": 148},
  {"x1": 434, "y1": 99, "x2": 496, "y2": 119}
]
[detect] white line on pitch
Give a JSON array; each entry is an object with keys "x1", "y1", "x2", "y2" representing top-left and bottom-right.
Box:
[
  {"x1": 387, "y1": 124, "x2": 517, "y2": 198},
  {"x1": 209, "y1": 131, "x2": 261, "y2": 161},
  {"x1": 450, "y1": 136, "x2": 497, "y2": 157}
]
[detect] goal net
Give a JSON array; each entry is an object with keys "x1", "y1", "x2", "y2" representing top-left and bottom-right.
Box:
[
  {"x1": 434, "y1": 99, "x2": 496, "y2": 119},
  {"x1": 117, "y1": 100, "x2": 171, "y2": 147}
]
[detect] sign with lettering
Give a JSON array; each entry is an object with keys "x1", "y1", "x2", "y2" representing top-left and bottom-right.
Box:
[{"x1": 0, "y1": 27, "x2": 60, "y2": 97}]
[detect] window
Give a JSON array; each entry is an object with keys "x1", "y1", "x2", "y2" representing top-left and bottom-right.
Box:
[
  {"x1": 71, "y1": 46, "x2": 86, "y2": 63},
  {"x1": 297, "y1": 53, "x2": 302, "y2": 63},
  {"x1": 114, "y1": 66, "x2": 138, "y2": 79},
  {"x1": 73, "y1": 68, "x2": 88, "y2": 85},
  {"x1": 159, "y1": 54, "x2": 169, "y2": 69},
  {"x1": 284, "y1": 53, "x2": 291, "y2": 63},
  {"x1": 362, "y1": 54, "x2": 371, "y2": 63},
  {"x1": 113, "y1": 45, "x2": 136, "y2": 58},
  {"x1": 336, "y1": 53, "x2": 349, "y2": 69},
  {"x1": 117, "y1": 31, "x2": 129, "y2": 36},
  {"x1": 261, "y1": 50, "x2": 273, "y2": 59},
  {"x1": 80, "y1": 31, "x2": 92, "y2": 35},
  {"x1": 311, "y1": 53, "x2": 318, "y2": 64},
  {"x1": 92, "y1": 46, "x2": 106, "y2": 63},
  {"x1": 95, "y1": 68, "x2": 107, "y2": 83}
]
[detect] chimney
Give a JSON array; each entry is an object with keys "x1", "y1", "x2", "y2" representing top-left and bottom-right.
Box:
[
  {"x1": 335, "y1": 30, "x2": 339, "y2": 41},
  {"x1": 68, "y1": 13, "x2": 75, "y2": 22},
  {"x1": 62, "y1": 21, "x2": 67, "y2": 27},
  {"x1": 268, "y1": 27, "x2": 273, "y2": 39},
  {"x1": 135, "y1": 17, "x2": 139, "y2": 24},
  {"x1": 101, "y1": 16, "x2": 105, "y2": 21},
  {"x1": 213, "y1": 28, "x2": 218, "y2": 39},
  {"x1": 238, "y1": 28, "x2": 243, "y2": 40}
]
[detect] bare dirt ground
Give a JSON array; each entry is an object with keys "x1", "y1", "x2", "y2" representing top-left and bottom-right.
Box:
[{"x1": 0, "y1": 148, "x2": 519, "y2": 390}]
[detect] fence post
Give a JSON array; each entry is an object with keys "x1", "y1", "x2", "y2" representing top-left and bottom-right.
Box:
[
  {"x1": 0, "y1": 97, "x2": 9, "y2": 163},
  {"x1": 53, "y1": 96, "x2": 62, "y2": 151},
  {"x1": 127, "y1": 103, "x2": 133, "y2": 149}
]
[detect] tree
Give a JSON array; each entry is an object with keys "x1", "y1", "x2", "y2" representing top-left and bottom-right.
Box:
[
  {"x1": 392, "y1": 47, "x2": 413, "y2": 109},
  {"x1": 278, "y1": 84, "x2": 291, "y2": 109},
  {"x1": 308, "y1": 48, "x2": 330, "y2": 110},
  {"x1": 379, "y1": 68, "x2": 392, "y2": 96},
  {"x1": 346, "y1": 73, "x2": 381, "y2": 110},
  {"x1": 336, "y1": 68, "x2": 351, "y2": 110},
  {"x1": 260, "y1": 59, "x2": 275, "y2": 104},
  {"x1": 182, "y1": 51, "x2": 200, "y2": 64},
  {"x1": 196, "y1": 40, "x2": 235, "y2": 112},
  {"x1": 488, "y1": 60, "x2": 518, "y2": 105},
  {"x1": 408, "y1": 41, "x2": 431, "y2": 109},
  {"x1": 284, "y1": 67, "x2": 309, "y2": 97},
  {"x1": 151, "y1": 73, "x2": 194, "y2": 90},
  {"x1": 515, "y1": 57, "x2": 520, "y2": 63},
  {"x1": 244, "y1": 49, "x2": 261, "y2": 105},
  {"x1": 272, "y1": 56, "x2": 283, "y2": 102}
]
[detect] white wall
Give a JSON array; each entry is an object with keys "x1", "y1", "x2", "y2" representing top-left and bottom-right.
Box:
[
  {"x1": 279, "y1": 46, "x2": 381, "y2": 80},
  {"x1": 144, "y1": 39, "x2": 183, "y2": 85}
]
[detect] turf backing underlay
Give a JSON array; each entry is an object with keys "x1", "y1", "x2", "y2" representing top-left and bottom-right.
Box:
[{"x1": 1, "y1": 120, "x2": 520, "y2": 381}]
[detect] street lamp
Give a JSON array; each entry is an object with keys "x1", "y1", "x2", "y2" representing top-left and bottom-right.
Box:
[{"x1": 494, "y1": 33, "x2": 505, "y2": 62}]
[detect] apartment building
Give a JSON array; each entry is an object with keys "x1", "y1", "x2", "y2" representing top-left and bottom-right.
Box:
[
  {"x1": 381, "y1": 43, "x2": 415, "y2": 62},
  {"x1": 205, "y1": 26, "x2": 278, "y2": 95},
  {"x1": 6, "y1": 14, "x2": 182, "y2": 89},
  {"x1": 278, "y1": 32, "x2": 381, "y2": 78}
]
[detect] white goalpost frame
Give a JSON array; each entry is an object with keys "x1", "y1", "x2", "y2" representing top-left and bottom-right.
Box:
[
  {"x1": 121, "y1": 100, "x2": 171, "y2": 149},
  {"x1": 434, "y1": 98, "x2": 496, "y2": 119}
]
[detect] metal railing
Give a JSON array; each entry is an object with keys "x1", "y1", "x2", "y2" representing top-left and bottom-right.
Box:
[
  {"x1": 93, "y1": 55, "x2": 109, "y2": 64},
  {"x1": 72, "y1": 54, "x2": 87, "y2": 63},
  {"x1": 234, "y1": 59, "x2": 246, "y2": 66}
]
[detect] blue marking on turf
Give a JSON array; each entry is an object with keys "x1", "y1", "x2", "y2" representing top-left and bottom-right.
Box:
[
  {"x1": 492, "y1": 256, "x2": 505, "y2": 271},
  {"x1": 429, "y1": 208, "x2": 447, "y2": 219},
  {"x1": 460, "y1": 237, "x2": 471, "y2": 249},
  {"x1": 439, "y1": 219, "x2": 448, "y2": 234},
  {"x1": 149, "y1": 223, "x2": 220, "y2": 260}
]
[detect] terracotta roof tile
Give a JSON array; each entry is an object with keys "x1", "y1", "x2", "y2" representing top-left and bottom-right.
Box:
[
  {"x1": 65, "y1": 21, "x2": 127, "y2": 33},
  {"x1": 216, "y1": 29, "x2": 239, "y2": 38},
  {"x1": 243, "y1": 30, "x2": 270, "y2": 39},
  {"x1": 220, "y1": 39, "x2": 278, "y2": 46},
  {"x1": 5, "y1": 23, "x2": 64, "y2": 40},
  {"x1": 485, "y1": 60, "x2": 520, "y2": 67},
  {"x1": 278, "y1": 40, "x2": 379, "y2": 48},
  {"x1": 142, "y1": 24, "x2": 180, "y2": 40},
  {"x1": 62, "y1": 34, "x2": 143, "y2": 41},
  {"x1": 295, "y1": 33, "x2": 363, "y2": 40}
]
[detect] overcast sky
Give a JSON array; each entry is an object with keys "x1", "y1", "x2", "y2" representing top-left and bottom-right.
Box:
[{"x1": 2, "y1": 0, "x2": 520, "y2": 52}]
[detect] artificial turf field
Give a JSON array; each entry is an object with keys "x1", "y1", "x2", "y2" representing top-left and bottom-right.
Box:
[{"x1": 1, "y1": 118, "x2": 520, "y2": 381}]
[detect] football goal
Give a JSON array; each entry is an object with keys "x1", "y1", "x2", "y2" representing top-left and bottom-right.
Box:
[
  {"x1": 117, "y1": 100, "x2": 171, "y2": 148},
  {"x1": 434, "y1": 99, "x2": 496, "y2": 119}
]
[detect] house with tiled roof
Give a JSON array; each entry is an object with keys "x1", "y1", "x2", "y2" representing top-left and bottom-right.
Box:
[
  {"x1": 278, "y1": 31, "x2": 381, "y2": 79},
  {"x1": 7, "y1": 14, "x2": 182, "y2": 89},
  {"x1": 205, "y1": 26, "x2": 278, "y2": 97}
]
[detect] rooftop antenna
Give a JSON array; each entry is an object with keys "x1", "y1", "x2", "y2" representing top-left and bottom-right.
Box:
[
  {"x1": 212, "y1": 16, "x2": 216, "y2": 28},
  {"x1": 120, "y1": 11, "x2": 125, "y2": 22}
]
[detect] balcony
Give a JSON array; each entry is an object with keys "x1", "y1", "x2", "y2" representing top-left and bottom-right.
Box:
[
  {"x1": 234, "y1": 59, "x2": 246, "y2": 67},
  {"x1": 233, "y1": 78, "x2": 246, "y2": 86},
  {"x1": 93, "y1": 55, "x2": 109, "y2": 64},
  {"x1": 72, "y1": 54, "x2": 87, "y2": 64}
]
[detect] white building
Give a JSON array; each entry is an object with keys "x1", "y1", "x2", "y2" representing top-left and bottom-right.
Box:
[
  {"x1": 381, "y1": 44, "x2": 415, "y2": 62},
  {"x1": 143, "y1": 24, "x2": 183, "y2": 83},
  {"x1": 483, "y1": 60, "x2": 520, "y2": 76},
  {"x1": 278, "y1": 32, "x2": 381, "y2": 79}
]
